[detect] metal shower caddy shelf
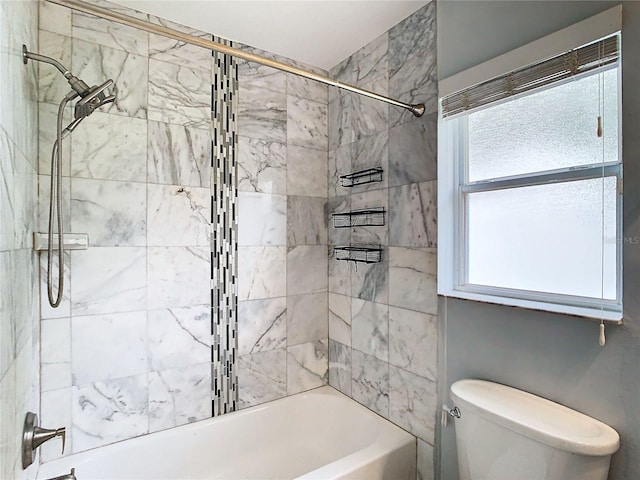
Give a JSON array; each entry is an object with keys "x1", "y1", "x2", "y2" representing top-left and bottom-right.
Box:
[
  {"x1": 332, "y1": 207, "x2": 386, "y2": 228},
  {"x1": 334, "y1": 245, "x2": 383, "y2": 264},
  {"x1": 339, "y1": 167, "x2": 383, "y2": 187}
]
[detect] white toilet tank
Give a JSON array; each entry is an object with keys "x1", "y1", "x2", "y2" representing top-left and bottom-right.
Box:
[{"x1": 450, "y1": 379, "x2": 620, "y2": 480}]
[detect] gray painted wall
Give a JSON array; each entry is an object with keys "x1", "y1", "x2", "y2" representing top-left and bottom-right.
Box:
[{"x1": 437, "y1": 2, "x2": 639, "y2": 479}]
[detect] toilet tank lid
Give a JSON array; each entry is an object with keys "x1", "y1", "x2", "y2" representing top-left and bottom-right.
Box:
[{"x1": 450, "y1": 379, "x2": 620, "y2": 456}]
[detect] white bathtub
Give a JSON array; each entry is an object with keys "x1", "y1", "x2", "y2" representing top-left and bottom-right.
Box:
[{"x1": 37, "y1": 386, "x2": 416, "y2": 480}]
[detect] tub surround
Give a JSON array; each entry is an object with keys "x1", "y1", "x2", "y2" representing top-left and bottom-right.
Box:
[
  {"x1": 327, "y1": 3, "x2": 438, "y2": 479},
  {"x1": 37, "y1": 1, "x2": 213, "y2": 459},
  {"x1": 236, "y1": 43, "x2": 330, "y2": 407},
  {"x1": 0, "y1": 1, "x2": 40, "y2": 479}
]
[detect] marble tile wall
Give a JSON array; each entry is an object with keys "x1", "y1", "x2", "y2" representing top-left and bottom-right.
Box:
[
  {"x1": 236, "y1": 45, "x2": 329, "y2": 408},
  {"x1": 37, "y1": 0, "x2": 212, "y2": 459},
  {"x1": 0, "y1": 1, "x2": 40, "y2": 479},
  {"x1": 326, "y1": 3, "x2": 438, "y2": 480}
]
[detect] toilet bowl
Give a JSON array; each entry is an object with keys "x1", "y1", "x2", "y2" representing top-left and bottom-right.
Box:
[{"x1": 450, "y1": 379, "x2": 620, "y2": 480}]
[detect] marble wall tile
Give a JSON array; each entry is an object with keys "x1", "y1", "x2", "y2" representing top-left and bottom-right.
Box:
[
  {"x1": 71, "y1": 178, "x2": 146, "y2": 247},
  {"x1": 238, "y1": 75, "x2": 287, "y2": 143},
  {"x1": 388, "y1": 113, "x2": 437, "y2": 187},
  {"x1": 329, "y1": 293, "x2": 351, "y2": 345},
  {"x1": 37, "y1": 30, "x2": 71, "y2": 105},
  {"x1": 351, "y1": 299, "x2": 389, "y2": 361},
  {"x1": 238, "y1": 246, "x2": 286, "y2": 300},
  {"x1": 328, "y1": 96, "x2": 353, "y2": 150},
  {"x1": 149, "y1": 31, "x2": 212, "y2": 70},
  {"x1": 329, "y1": 253, "x2": 351, "y2": 296},
  {"x1": 287, "y1": 145, "x2": 327, "y2": 198},
  {"x1": 388, "y1": 14, "x2": 437, "y2": 127},
  {"x1": 238, "y1": 137, "x2": 286, "y2": 194},
  {"x1": 238, "y1": 297, "x2": 287, "y2": 356},
  {"x1": 237, "y1": 45, "x2": 288, "y2": 82},
  {"x1": 287, "y1": 96, "x2": 328, "y2": 151},
  {"x1": 39, "y1": 0, "x2": 71, "y2": 37},
  {"x1": 388, "y1": 1, "x2": 434, "y2": 71},
  {"x1": 389, "y1": 306, "x2": 437, "y2": 381},
  {"x1": 37, "y1": 175, "x2": 70, "y2": 235},
  {"x1": 72, "y1": 11, "x2": 148, "y2": 57},
  {"x1": 350, "y1": 131, "x2": 389, "y2": 192},
  {"x1": 329, "y1": 340, "x2": 352, "y2": 396},
  {"x1": 148, "y1": 59, "x2": 210, "y2": 128},
  {"x1": 148, "y1": 305, "x2": 211, "y2": 370},
  {"x1": 72, "y1": 39, "x2": 148, "y2": 120},
  {"x1": 353, "y1": 33, "x2": 389, "y2": 86},
  {"x1": 328, "y1": 195, "x2": 351, "y2": 246},
  {"x1": 70, "y1": 112, "x2": 147, "y2": 182},
  {"x1": 40, "y1": 387, "x2": 71, "y2": 461},
  {"x1": 287, "y1": 195, "x2": 327, "y2": 246},
  {"x1": 328, "y1": 143, "x2": 352, "y2": 198},
  {"x1": 328, "y1": 56, "x2": 355, "y2": 103},
  {"x1": 287, "y1": 340, "x2": 328, "y2": 395},
  {"x1": 351, "y1": 257, "x2": 389, "y2": 304},
  {"x1": 72, "y1": 374, "x2": 148, "y2": 452},
  {"x1": 388, "y1": 247, "x2": 437, "y2": 315},
  {"x1": 352, "y1": 77, "x2": 389, "y2": 141},
  {"x1": 71, "y1": 247, "x2": 146, "y2": 315},
  {"x1": 350, "y1": 188, "x2": 389, "y2": 245},
  {"x1": 148, "y1": 362, "x2": 211, "y2": 433},
  {"x1": 0, "y1": 131, "x2": 14, "y2": 251},
  {"x1": 147, "y1": 184, "x2": 210, "y2": 247},
  {"x1": 238, "y1": 192, "x2": 287, "y2": 246},
  {"x1": 71, "y1": 311, "x2": 147, "y2": 385},
  {"x1": 238, "y1": 349, "x2": 286, "y2": 409},
  {"x1": 41, "y1": 318, "x2": 71, "y2": 391},
  {"x1": 13, "y1": 157, "x2": 38, "y2": 250},
  {"x1": 0, "y1": 253, "x2": 13, "y2": 377},
  {"x1": 39, "y1": 102, "x2": 71, "y2": 177},
  {"x1": 389, "y1": 181, "x2": 437, "y2": 247},
  {"x1": 389, "y1": 365, "x2": 437, "y2": 443},
  {"x1": 41, "y1": 362, "x2": 72, "y2": 394},
  {"x1": 148, "y1": 121, "x2": 210, "y2": 188},
  {"x1": 147, "y1": 246, "x2": 210, "y2": 309},
  {"x1": 417, "y1": 439, "x2": 435, "y2": 480},
  {"x1": 351, "y1": 350, "x2": 389, "y2": 417},
  {"x1": 287, "y1": 293, "x2": 328, "y2": 346},
  {"x1": 389, "y1": 2, "x2": 437, "y2": 112},
  {"x1": 287, "y1": 246, "x2": 328, "y2": 296},
  {"x1": 287, "y1": 73, "x2": 329, "y2": 104}
]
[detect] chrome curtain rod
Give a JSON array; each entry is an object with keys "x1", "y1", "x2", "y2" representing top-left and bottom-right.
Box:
[{"x1": 46, "y1": 0, "x2": 426, "y2": 117}]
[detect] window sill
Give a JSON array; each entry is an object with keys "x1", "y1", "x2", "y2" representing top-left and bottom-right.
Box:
[{"x1": 441, "y1": 288, "x2": 623, "y2": 324}]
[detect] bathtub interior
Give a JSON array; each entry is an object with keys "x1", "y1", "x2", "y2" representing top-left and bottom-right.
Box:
[{"x1": 37, "y1": 387, "x2": 417, "y2": 480}]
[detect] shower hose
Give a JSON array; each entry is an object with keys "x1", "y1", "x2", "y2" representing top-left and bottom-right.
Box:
[{"x1": 47, "y1": 91, "x2": 77, "y2": 308}]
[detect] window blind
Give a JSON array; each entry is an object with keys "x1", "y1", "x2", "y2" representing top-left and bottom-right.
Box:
[{"x1": 441, "y1": 34, "x2": 619, "y2": 118}]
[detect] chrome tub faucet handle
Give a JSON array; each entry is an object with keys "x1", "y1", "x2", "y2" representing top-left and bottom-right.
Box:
[{"x1": 22, "y1": 412, "x2": 66, "y2": 469}]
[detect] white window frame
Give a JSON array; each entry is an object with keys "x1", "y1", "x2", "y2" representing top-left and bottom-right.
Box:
[{"x1": 437, "y1": 6, "x2": 623, "y2": 322}]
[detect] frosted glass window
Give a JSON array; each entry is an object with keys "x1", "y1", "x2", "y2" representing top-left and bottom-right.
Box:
[
  {"x1": 468, "y1": 69, "x2": 619, "y2": 182},
  {"x1": 466, "y1": 177, "x2": 617, "y2": 299}
]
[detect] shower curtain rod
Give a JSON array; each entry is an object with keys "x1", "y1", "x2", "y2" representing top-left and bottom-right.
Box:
[{"x1": 46, "y1": 0, "x2": 426, "y2": 117}]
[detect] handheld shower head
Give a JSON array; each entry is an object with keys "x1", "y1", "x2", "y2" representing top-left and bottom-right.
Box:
[{"x1": 74, "y1": 79, "x2": 116, "y2": 119}]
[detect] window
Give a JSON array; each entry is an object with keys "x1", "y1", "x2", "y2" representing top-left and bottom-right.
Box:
[{"x1": 438, "y1": 25, "x2": 622, "y2": 321}]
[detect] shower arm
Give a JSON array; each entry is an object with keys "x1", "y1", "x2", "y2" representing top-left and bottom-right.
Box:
[{"x1": 45, "y1": 0, "x2": 426, "y2": 118}]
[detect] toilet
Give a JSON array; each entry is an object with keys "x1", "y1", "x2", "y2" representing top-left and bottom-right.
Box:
[{"x1": 450, "y1": 379, "x2": 620, "y2": 480}]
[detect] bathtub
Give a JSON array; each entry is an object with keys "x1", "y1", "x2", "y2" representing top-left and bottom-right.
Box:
[{"x1": 37, "y1": 386, "x2": 416, "y2": 480}]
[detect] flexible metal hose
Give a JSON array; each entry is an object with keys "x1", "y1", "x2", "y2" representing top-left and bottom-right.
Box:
[{"x1": 46, "y1": 93, "x2": 75, "y2": 307}]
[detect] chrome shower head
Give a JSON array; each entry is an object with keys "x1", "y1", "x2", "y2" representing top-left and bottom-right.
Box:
[{"x1": 74, "y1": 79, "x2": 116, "y2": 119}]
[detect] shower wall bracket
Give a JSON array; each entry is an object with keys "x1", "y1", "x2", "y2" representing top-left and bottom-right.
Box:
[{"x1": 33, "y1": 233, "x2": 89, "y2": 252}]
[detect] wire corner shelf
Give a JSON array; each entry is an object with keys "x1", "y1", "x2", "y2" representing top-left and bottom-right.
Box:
[
  {"x1": 339, "y1": 167, "x2": 383, "y2": 187},
  {"x1": 333, "y1": 245, "x2": 383, "y2": 264}
]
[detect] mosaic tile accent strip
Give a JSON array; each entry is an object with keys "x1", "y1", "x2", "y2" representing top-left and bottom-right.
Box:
[{"x1": 211, "y1": 37, "x2": 239, "y2": 416}]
